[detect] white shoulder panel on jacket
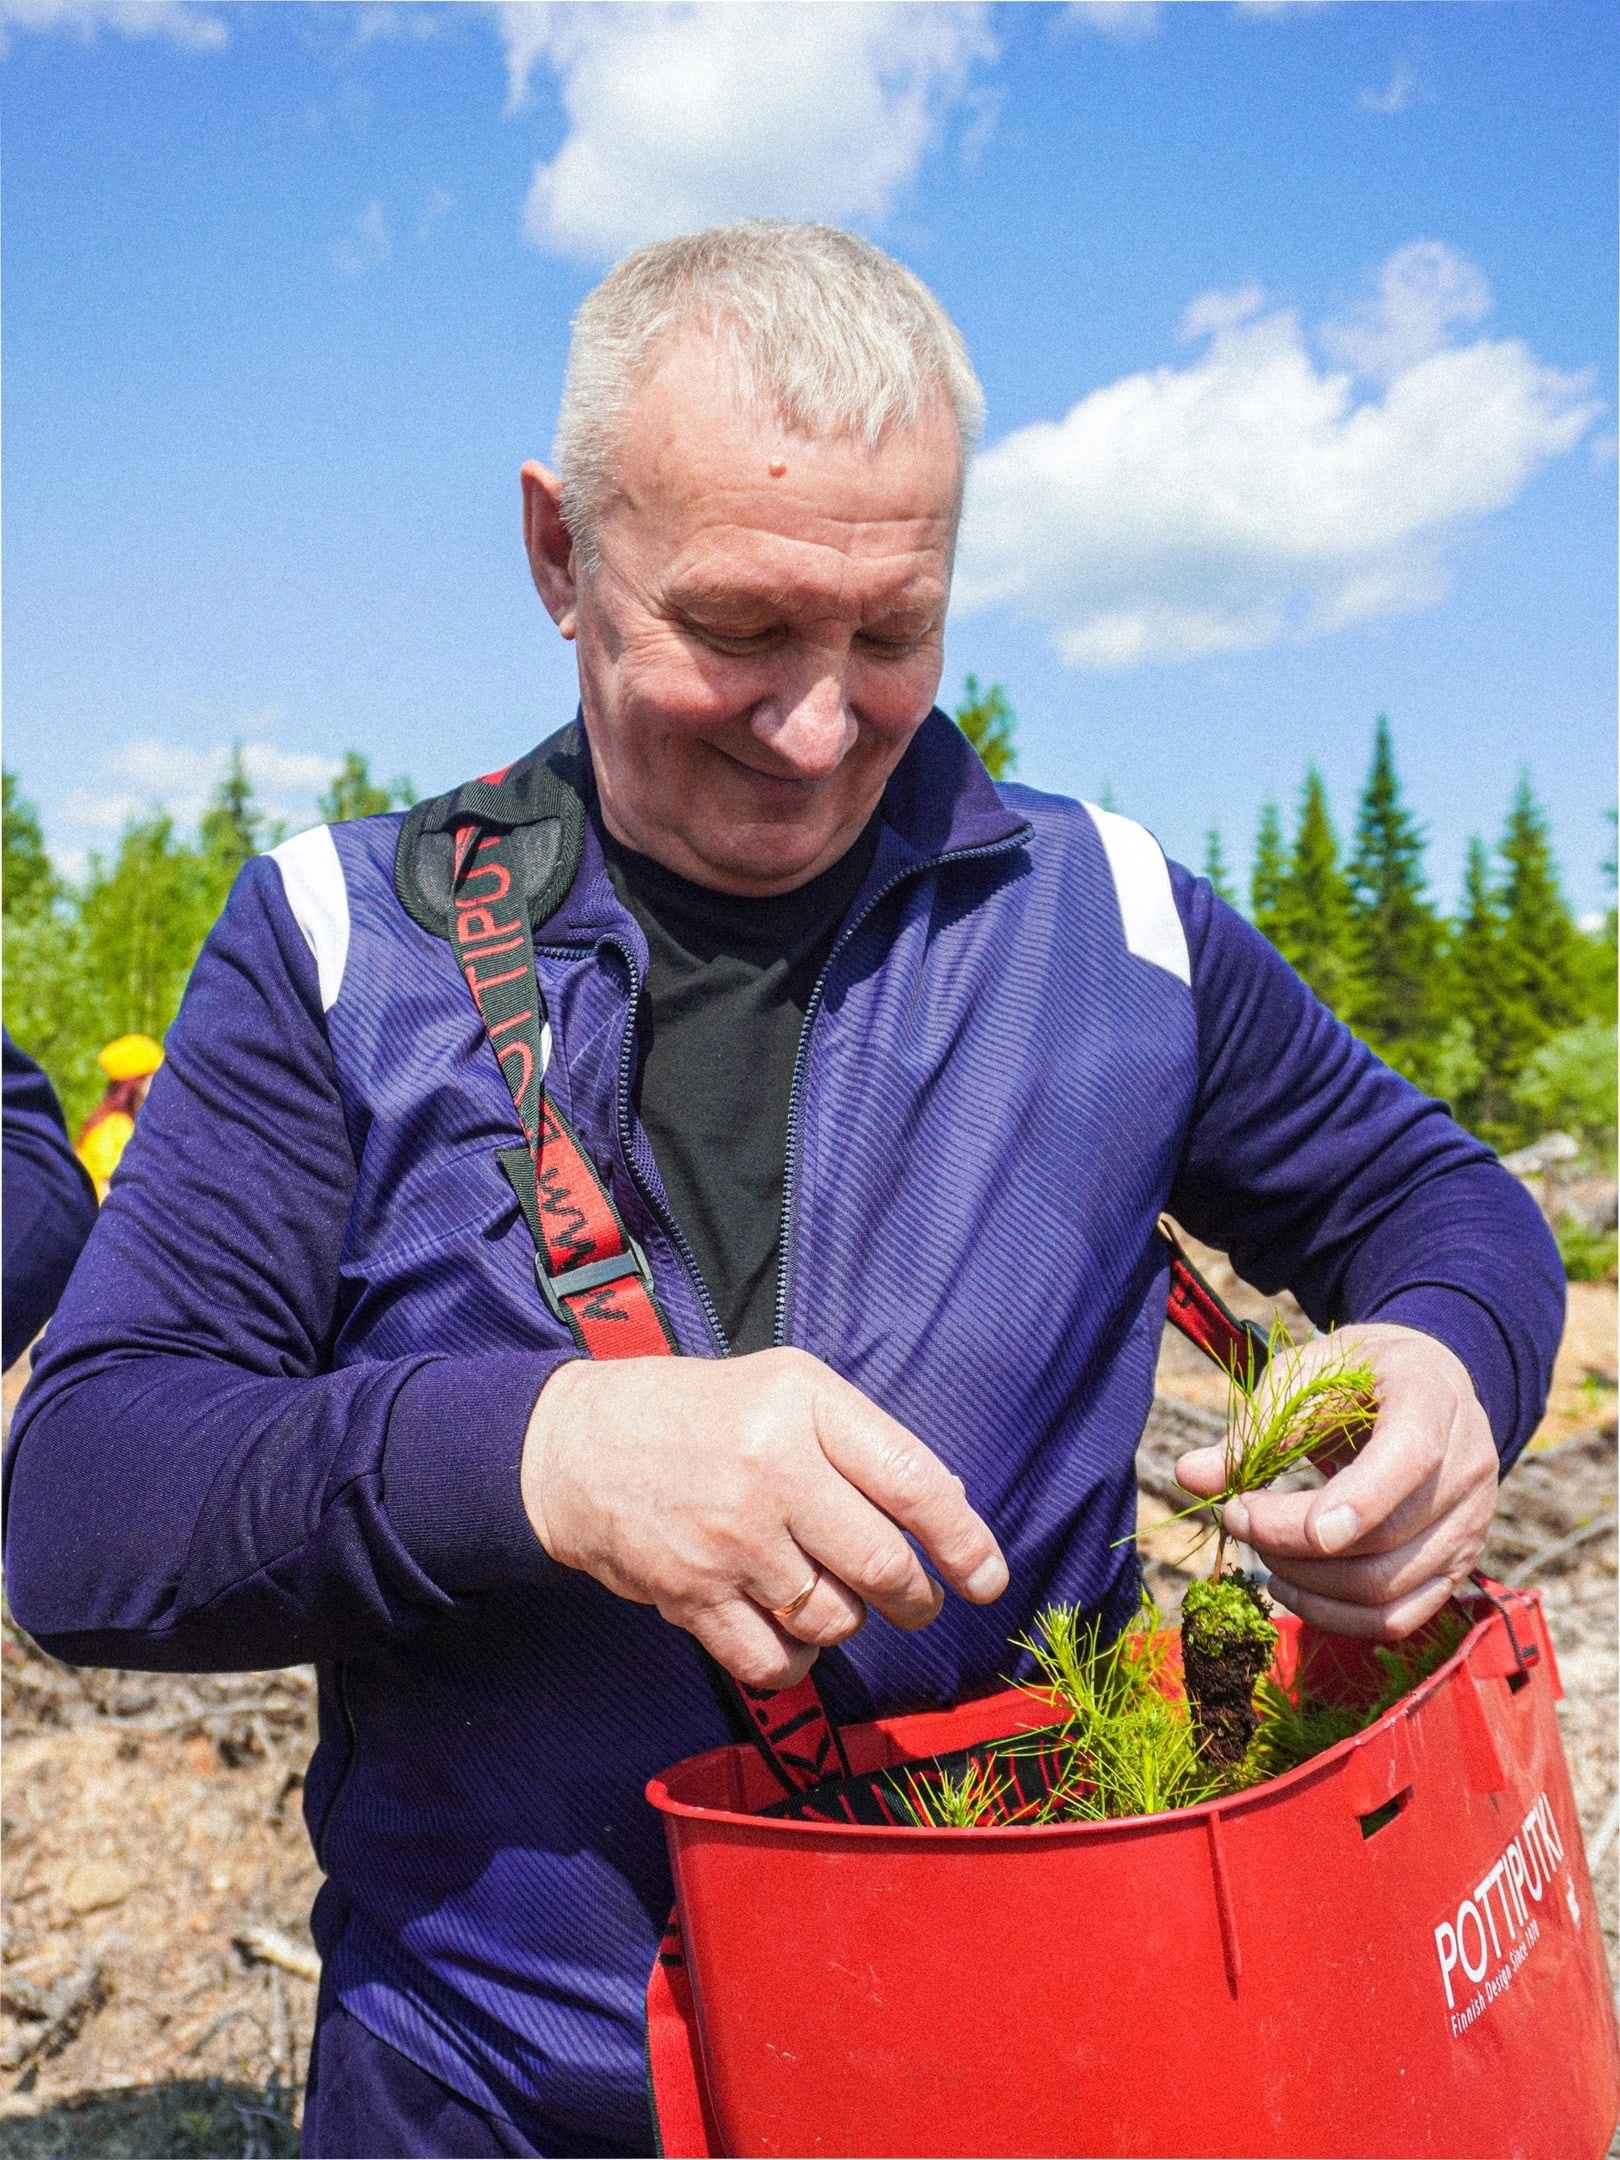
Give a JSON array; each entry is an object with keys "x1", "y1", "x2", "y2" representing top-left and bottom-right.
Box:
[
  {"x1": 269, "y1": 825, "x2": 350, "y2": 1013},
  {"x1": 1082, "y1": 803, "x2": 1192, "y2": 987}
]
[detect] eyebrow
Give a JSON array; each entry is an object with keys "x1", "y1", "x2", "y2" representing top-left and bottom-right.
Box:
[{"x1": 667, "y1": 575, "x2": 945, "y2": 627}]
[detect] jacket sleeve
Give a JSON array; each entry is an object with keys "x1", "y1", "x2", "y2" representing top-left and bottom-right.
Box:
[
  {"x1": 2, "y1": 1031, "x2": 99, "y2": 1372},
  {"x1": 2, "y1": 855, "x2": 572, "y2": 1672},
  {"x1": 1165, "y1": 865, "x2": 1564, "y2": 1471}
]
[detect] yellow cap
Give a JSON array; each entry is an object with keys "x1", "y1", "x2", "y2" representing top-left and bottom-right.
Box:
[
  {"x1": 77, "y1": 1112, "x2": 135, "y2": 1192},
  {"x1": 97, "y1": 1034, "x2": 165, "y2": 1081}
]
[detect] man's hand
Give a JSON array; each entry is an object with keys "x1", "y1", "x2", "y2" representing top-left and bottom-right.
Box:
[
  {"x1": 1172, "y1": 1323, "x2": 1500, "y2": 1641},
  {"x1": 521, "y1": 1349, "x2": 1008, "y2": 1690}
]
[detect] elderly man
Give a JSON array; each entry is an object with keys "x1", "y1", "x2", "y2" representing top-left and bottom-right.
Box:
[{"x1": 4, "y1": 223, "x2": 1560, "y2": 2158}]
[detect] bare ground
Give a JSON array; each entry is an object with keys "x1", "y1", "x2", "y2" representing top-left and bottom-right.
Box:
[{"x1": 1, "y1": 1268, "x2": 1615, "y2": 2158}]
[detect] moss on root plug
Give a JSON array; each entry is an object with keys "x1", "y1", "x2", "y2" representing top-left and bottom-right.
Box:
[
  {"x1": 1182, "y1": 1572, "x2": 1279, "y2": 1655},
  {"x1": 1181, "y1": 1571, "x2": 1278, "y2": 1766}
]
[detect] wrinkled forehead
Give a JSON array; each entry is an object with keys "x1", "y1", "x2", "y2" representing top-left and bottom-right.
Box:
[{"x1": 601, "y1": 328, "x2": 965, "y2": 551}]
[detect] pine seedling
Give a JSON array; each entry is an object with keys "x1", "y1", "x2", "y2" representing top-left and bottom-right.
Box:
[
  {"x1": 897, "y1": 1755, "x2": 1015, "y2": 1830},
  {"x1": 1053, "y1": 1688, "x2": 1229, "y2": 1822},
  {"x1": 1009, "y1": 1594, "x2": 1229, "y2": 1822},
  {"x1": 1142, "y1": 1317, "x2": 1380, "y2": 1576},
  {"x1": 1242, "y1": 1603, "x2": 1470, "y2": 1783},
  {"x1": 1242, "y1": 1674, "x2": 1363, "y2": 1784},
  {"x1": 1013, "y1": 1589, "x2": 1169, "y2": 1736}
]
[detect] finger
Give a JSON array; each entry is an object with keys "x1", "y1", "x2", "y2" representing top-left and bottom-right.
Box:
[
  {"x1": 786, "y1": 1472, "x2": 946, "y2": 1632},
  {"x1": 1172, "y1": 1444, "x2": 1230, "y2": 1500},
  {"x1": 1266, "y1": 1571, "x2": 1456, "y2": 1644},
  {"x1": 810, "y1": 1373, "x2": 1007, "y2": 1603},
  {"x1": 775, "y1": 1573, "x2": 868, "y2": 1648},
  {"x1": 678, "y1": 1596, "x2": 821, "y2": 1693},
  {"x1": 1260, "y1": 1519, "x2": 1459, "y2": 1607},
  {"x1": 744, "y1": 1550, "x2": 868, "y2": 1647},
  {"x1": 1224, "y1": 1414, "x2": 1445, "y2": 1563}
]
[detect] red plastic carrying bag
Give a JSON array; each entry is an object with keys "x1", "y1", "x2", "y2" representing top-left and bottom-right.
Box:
[{"x1": 646, "y1": 1582, "x2": 1620, "y2": 2160}]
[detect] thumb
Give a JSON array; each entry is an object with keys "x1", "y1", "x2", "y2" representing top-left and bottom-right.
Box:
[
  {"x1": 1296, "y1": 1413, "x2": 1439, "y2": 1556},
  {"x1": 1172, "y1": 1444, "x2": 1229, "y2": 1500}
]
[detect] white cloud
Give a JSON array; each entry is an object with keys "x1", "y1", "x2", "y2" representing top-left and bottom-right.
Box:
[
  {"x1": 330, "y1": 199, "x2": 392, "y2": 279},
  {"x1": 0, "y1": 0, "x2": 225, "y2": 52},
  {"x1": 58, "y1": 734, "x2": 341, "y2": 856},
  {"x1": 1065, "y1": 3, "x2": 1160, "y2": 43},
  {"x1": 352, "y1": 3, "x2": 443, "y2": 45},
  {"x1": 1319, "y1": 240, "x2": 1488, "y2": 385},
  {"x1": 500, "y1": 2, "x2": 995, "y2": 259},
  {"x1": 1178, "y1": 280, "x2": 1265, "y2": 344},
  {"x1": 1358, "y1": 56, "x2": 1419, "y2": 116},
  {"x1": 955, "y1": 242, "x2": 1601, "y2": 670}
]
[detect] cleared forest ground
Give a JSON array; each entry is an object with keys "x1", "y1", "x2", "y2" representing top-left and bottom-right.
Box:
[{"x1": 1, "y1": 1273, "x2": 1615, "y2": 2158}]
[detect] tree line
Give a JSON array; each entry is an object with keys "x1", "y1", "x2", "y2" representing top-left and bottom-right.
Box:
[
  {"x1": 1201, "y1": 716, "x2": 1615, "y2": 1168},
  {"x1": 956, "y1": 689, "x2": 1615, "y2": 1193},
  {"x1": 2, "y1": 750, "x2": 412, "y2": 1133},
  {"x1": 4, "y1": 703, "x2": 1614, "y2": 1184}
]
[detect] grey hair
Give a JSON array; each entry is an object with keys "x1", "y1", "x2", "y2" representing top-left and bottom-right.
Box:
[{"x1": 553, "y1": 220, "x2": 985, "y2": 570}]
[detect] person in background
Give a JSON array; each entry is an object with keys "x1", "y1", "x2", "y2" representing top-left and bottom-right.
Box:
[
  {"x1": 74, "y1": 1034, "x2": 164, "y2": 1198},
  {"x1": 3, "y1": 1032, "x2": 98, "y2": 1372}
]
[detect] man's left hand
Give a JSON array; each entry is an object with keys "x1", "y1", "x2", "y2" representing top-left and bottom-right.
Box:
[{"x1": 1172, "y1": 1323, "x2": 1501, "y2": 1641}]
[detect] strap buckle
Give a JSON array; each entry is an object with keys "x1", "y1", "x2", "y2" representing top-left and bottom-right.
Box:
[{"x1": 536, "y1": 1235, "x2": 655, "y2": 1327}]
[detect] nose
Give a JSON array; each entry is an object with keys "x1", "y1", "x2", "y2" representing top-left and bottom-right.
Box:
[{"x1": 750, "y1": 650, "x2": 856, "y2": 780}]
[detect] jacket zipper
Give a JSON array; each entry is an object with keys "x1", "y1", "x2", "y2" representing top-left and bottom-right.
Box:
[{"x1": 772, "y1": 833, "x2": 1029, "y2": 1348}]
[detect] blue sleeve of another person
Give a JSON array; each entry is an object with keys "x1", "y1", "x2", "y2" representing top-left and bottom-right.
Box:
[
  {"x1": 2, "y1": 862, "x2": 565, "y2": 1673},
  {"x1": 2, "y1": 1032, "x2": 98, "y2": 1372},
  {"x1": 1166, "y1": 864, "x2": 1564, "y2": 1471}
]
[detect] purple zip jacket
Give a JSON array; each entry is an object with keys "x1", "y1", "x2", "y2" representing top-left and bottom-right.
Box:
[{"x1": 4, "y1": 714, "x2": 1562, "y2": 2150}]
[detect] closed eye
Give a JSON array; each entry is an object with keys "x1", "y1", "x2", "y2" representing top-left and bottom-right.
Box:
[{"x1": 675, "y1": 614, "x2": 786, "y2": 656}]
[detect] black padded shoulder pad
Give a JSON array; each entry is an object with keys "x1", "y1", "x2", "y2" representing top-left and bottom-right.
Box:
[{"x1": 393, "y1": 722, "x2": 588, "y2": 943}]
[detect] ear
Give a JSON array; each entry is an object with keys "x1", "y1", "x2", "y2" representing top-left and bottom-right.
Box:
[{"x1": 521, "y1": 461, "x2": 578, "y2": 640}]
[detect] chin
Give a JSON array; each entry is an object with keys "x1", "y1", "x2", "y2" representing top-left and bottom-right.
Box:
[{"x1": 696, "y1": 818, "x2": 838, "y2": 892}]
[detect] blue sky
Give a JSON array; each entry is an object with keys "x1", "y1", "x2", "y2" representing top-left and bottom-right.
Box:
[{"x1": 3, "y1": 0, "x2": 1615, "y2": 912}]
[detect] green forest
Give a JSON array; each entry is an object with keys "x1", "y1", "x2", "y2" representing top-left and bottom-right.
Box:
[
  {"x1": 5, "y1": 698, "x2": 1615, "y2": 1260},
  {"x1": 2, "y1": 751, "x2": 414, "y2": 1134}
]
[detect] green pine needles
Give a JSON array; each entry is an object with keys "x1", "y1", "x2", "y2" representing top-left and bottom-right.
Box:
[
  {"x1": 1244, "y1": 1606, "x2": 1469, "y2": 1785},
  {"x1": 898, "y1": 1755, "x2": 1017, "y2": 1830},
  {"x1": 1013, "y1": 1594, "x2": 1231, "y2": 1822},
  {"x1": 1142, "y1": 1317, "x2": 1380, "y2": 1579},
  {"x1": 895, "y1": 1589, "x2": 1469, "y2": 1831}
]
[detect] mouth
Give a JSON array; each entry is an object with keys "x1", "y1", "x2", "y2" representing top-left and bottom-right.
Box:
[{"x1": 708, "y1": 741, "x2": 829, "y2": 801}]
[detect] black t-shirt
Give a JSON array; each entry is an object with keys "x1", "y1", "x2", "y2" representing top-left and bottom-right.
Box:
[{"x1": 602, "y1": 816, "x2": 882, "y2": 1354}]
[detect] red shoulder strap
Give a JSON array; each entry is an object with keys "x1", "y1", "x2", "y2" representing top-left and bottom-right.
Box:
[
  {"x1": 1159, "y1": 1217, "x2": 1272, "y2": 1385},
  {"x1": 455, "y1": 818, "x2": 845, "y2": 1796}
]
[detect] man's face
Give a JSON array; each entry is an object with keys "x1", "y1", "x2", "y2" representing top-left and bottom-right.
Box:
[{"x1": 523, "y1": 333, "x2": 961, "y2": 895}]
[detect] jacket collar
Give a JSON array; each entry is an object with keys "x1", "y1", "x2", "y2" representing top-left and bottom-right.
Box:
[{"x1": 543, "y1": 706, "x2": 1032, "y2": 951}]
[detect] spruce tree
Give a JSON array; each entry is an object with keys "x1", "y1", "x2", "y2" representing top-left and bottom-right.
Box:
[
  {"x1": 953, "y1": 675, "x2": 1017, "y2": 780},
  {"x1": 319, "y1": 751, "x2": 415, "y2": 823},
  {"x1": 1251, "y1": 803, "x2": 1286, "y2": 940},
  {"x1": 1202, "y1": 828, "x2": 1237, "y2": 906},
  {"x1": 199, "y1": 743, "x2": 265, "y2": 880},
  {"x1": 1271, "y1": 768, "x2": 1357, "y2": 1014},
  {"x1": 1493, "y1": 776, "x2": 1584, "y2": 1068},
  {"x1": 1346, "y1": 716, "x2": 1441, "y2": 1080},
  {"x1": 1443, "y1": 837, "x2": 1501, "y2": 1135},
  {"x1": 2, "y1": 771, "x2": 90, "y2": 1117}
]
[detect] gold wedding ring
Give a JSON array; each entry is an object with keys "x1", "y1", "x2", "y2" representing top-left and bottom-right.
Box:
[{"x1": 770, "y1": 1569, "x2": 821, "y2": 1621}]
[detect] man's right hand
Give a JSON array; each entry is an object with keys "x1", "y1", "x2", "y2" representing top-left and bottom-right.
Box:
[{"x1": 520, "y1": 1349, "x2": 1008, "y2": 1690}]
